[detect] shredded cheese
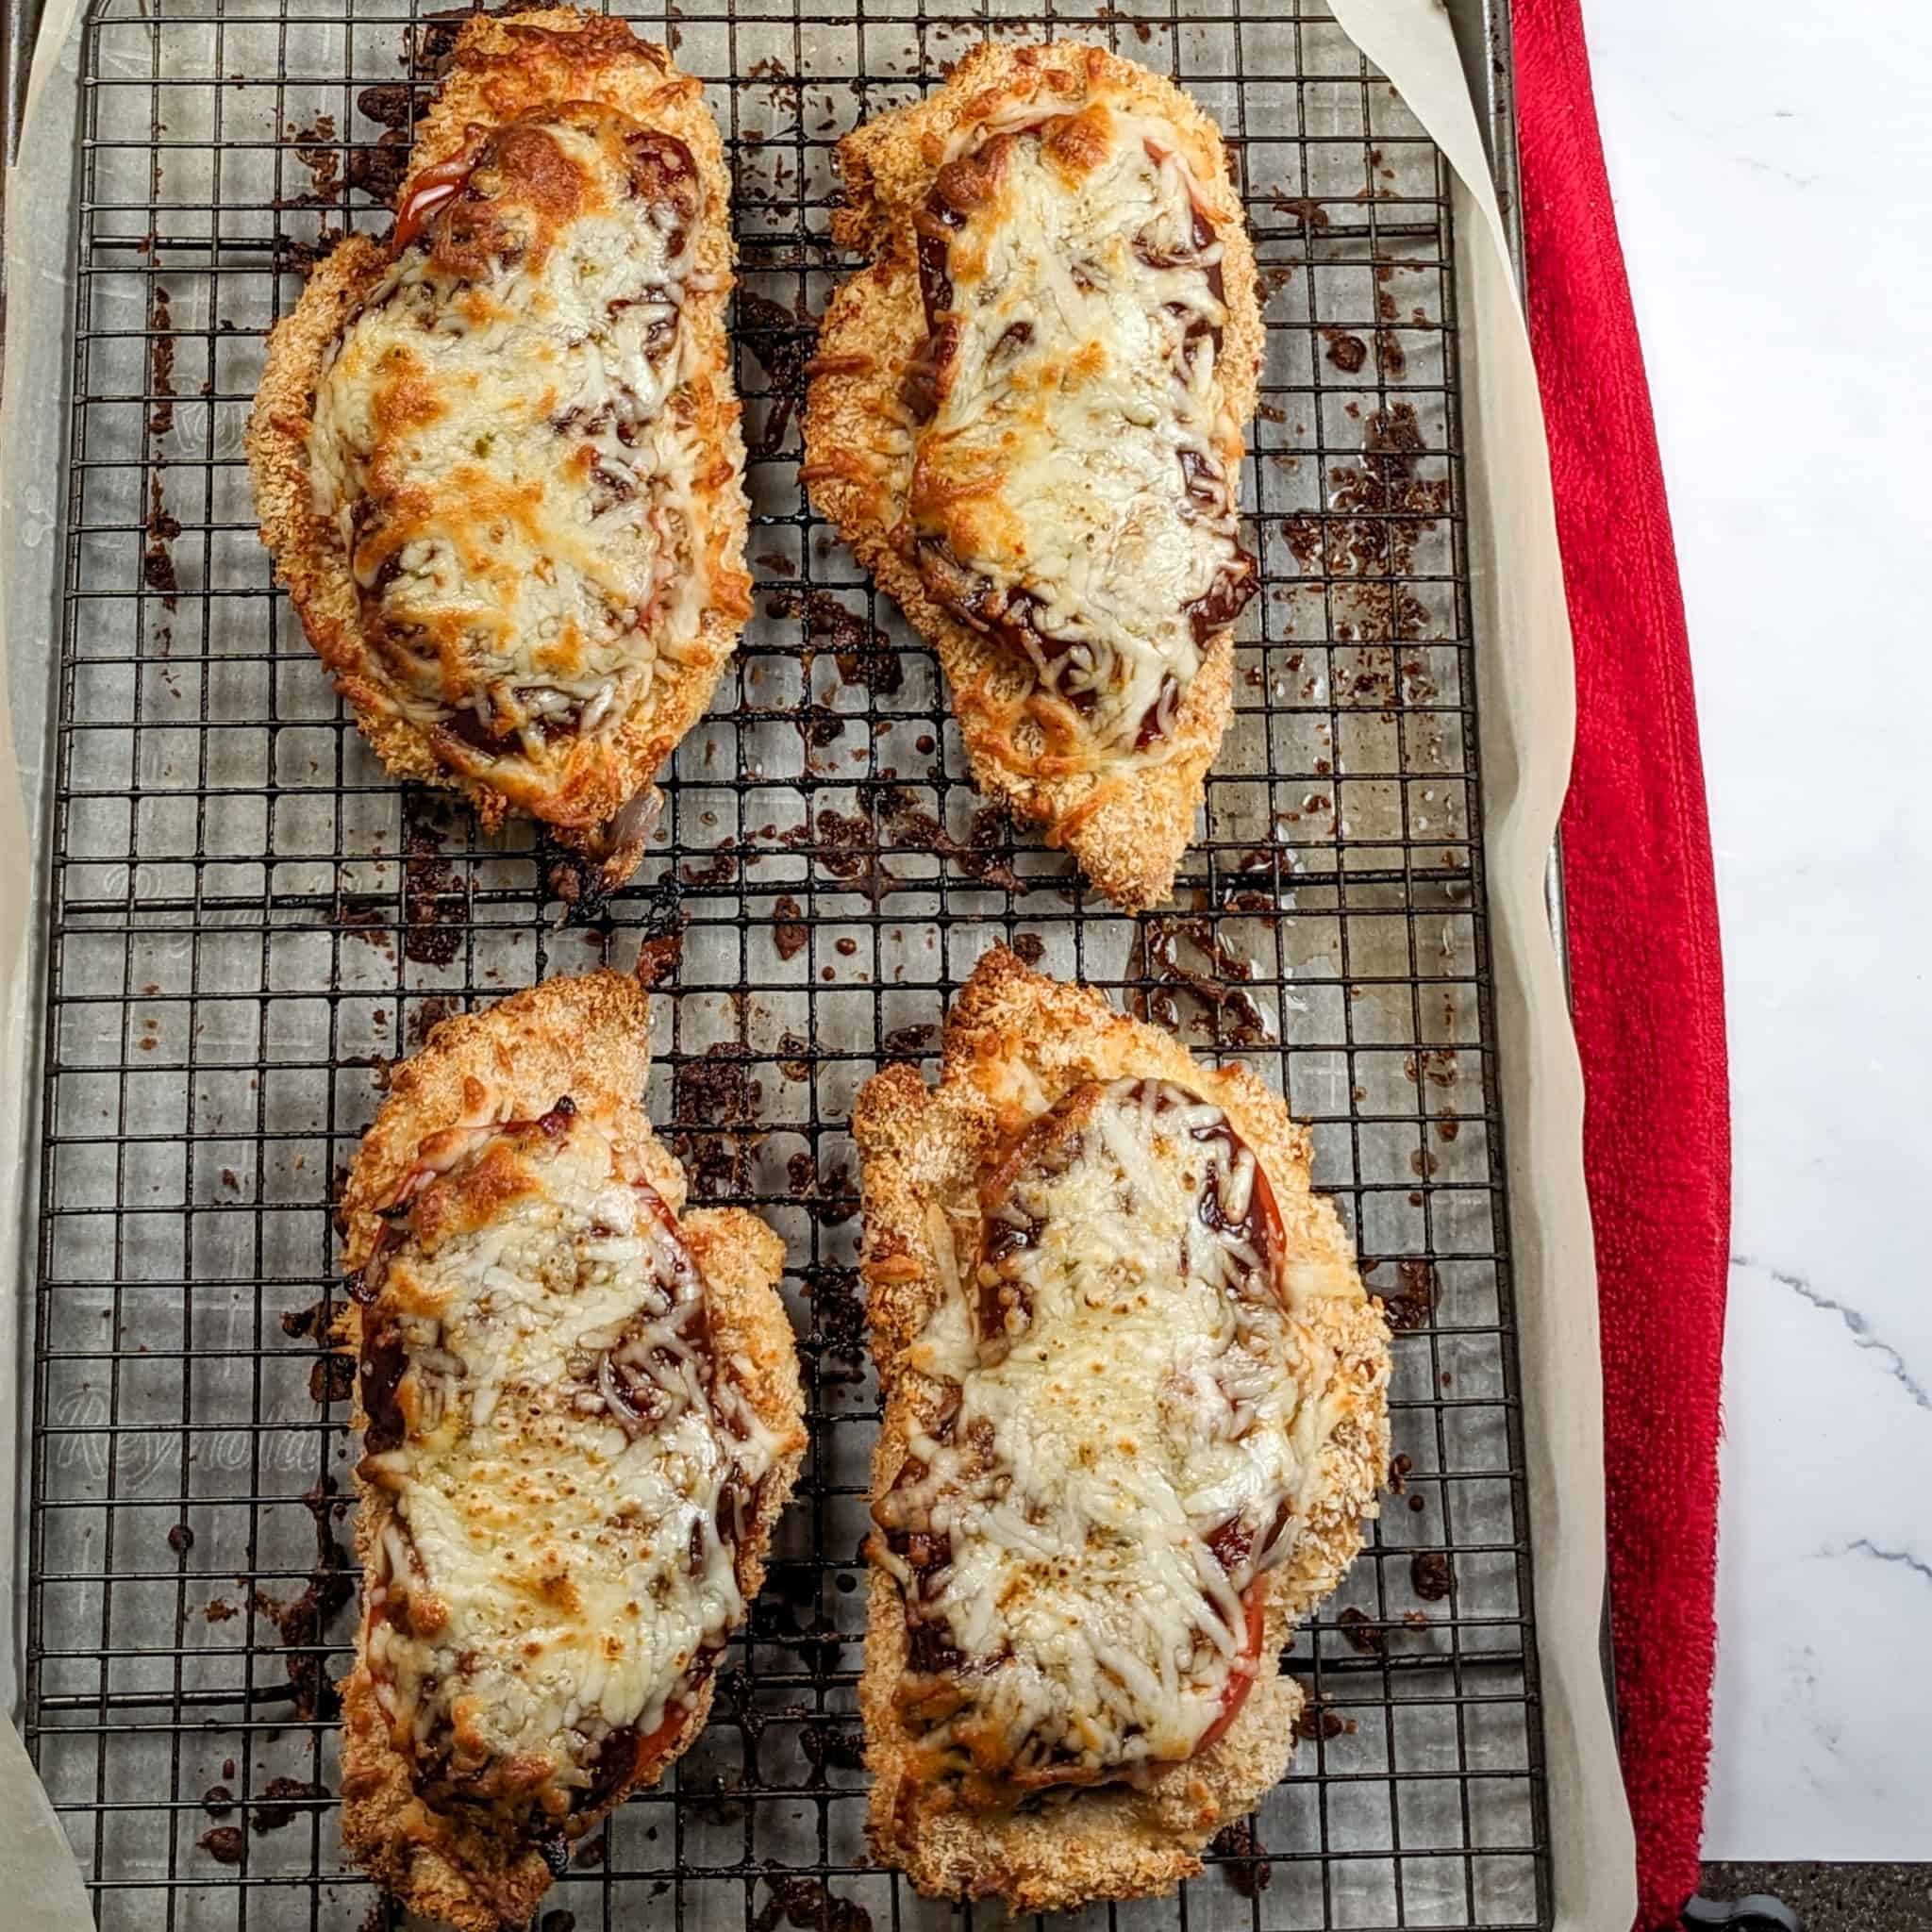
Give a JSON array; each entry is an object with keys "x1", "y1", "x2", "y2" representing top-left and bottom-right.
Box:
[
  {"x1": 876, "y1": 1078, "x2": 1333, "y2": 1797},
  {"x1": 905, "y1": 102, "x2": 1255, "y2": 754},
  {"x1": 358, "y1": 1101, "x2": 782, "y2": 1824},
  {"x1": 308, "y1": 105, "x2": 714, "y2": 782}
]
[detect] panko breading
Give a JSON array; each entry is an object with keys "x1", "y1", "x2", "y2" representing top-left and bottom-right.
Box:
[
  {"x1": 804, "y1": 44, "x2": 1262, "y2": 911},
  {"x1": 851, "y1": 950, "x2": 1389, "y2": 1909},
  {"x1": 248, "y1": 9, "x2": 751, "y2": 889},
  {"x1": 336, "y1": 966, "x2": 804, "y2": 1931}
]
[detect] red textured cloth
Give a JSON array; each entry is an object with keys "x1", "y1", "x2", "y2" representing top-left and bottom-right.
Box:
[{"x1": 1510, "y1": 4, "x2": 1731, "y2": 1926}]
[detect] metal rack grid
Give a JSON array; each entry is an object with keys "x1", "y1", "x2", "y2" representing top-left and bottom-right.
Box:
[{"x1": 23, "y1": 0, "x2": 1549, "y2": 1925}]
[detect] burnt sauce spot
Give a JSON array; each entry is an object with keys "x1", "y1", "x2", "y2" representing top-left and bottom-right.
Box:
[
  {"x1": 283, "y1": 1292, "x2": 337, "y2": 1351},
  {"x1": 796, "y1": 703, "x2": 845, "y2": 751},
  {"x1": 1336, "y1": 1606, "x2": 1384, "y2": 1657},
  {"x1": 1407, "y1": 1045, "x2": 1459, "y2": 1089},
  {"x1": 311, "y1": 1350, "x2": 356, "y2": 1406},
  {"x1": 1281, "y1": 403, "x2": 1450, "y2": 643},
  {"x1": 249, "y1": 1476, "x2": 356, "y2": 1722},
  {"x1": 250, "y1": 1777, "x2": 326, "y2": 1834},
  {"x1": 1208, "y1": 1816, "x2": 1272, "y2": 1897},
  {"x1": 806, "y1": 1159, "x2": 855, "y2": 1228},
  {"x1": 680, "y1": 839, "x2": 741, "y2": 888},
  {"x1": 738, "y1": 290, "x2": 822, "y2": 459},
  {"x1": 752, "y1": 1875, "x2": 873, "y2": 1932},
  {"x1": 803, "y1": 1264, "x2": 866, "y2": 1386},
  {"x1": 336, "y1": 896, "x2": 396, "y2": 958},
  {"x1": 401, "y1": 794, "x2": 465, "y2": 967},
  {"x1": 671, "y1": 1047, "x2": 763, "y2": 1201},
  {"x1": 800, "y1": 1715, "x2": 867, "y2": 1778},
  {"x1": 779, "y1": 808, "x2": 900, "y2": 902},
  {"x1": 786, "y1": 1153, "x2": 858, "y2": 1232},
  {"x1": 539, "y1": 837, "x2": 621, "y2": 925},
  {"x1": 765, "y1": 587, "x2": 903, "y2": 697},
  {"x1": 407, "y1": 994, "x2": 457, "y2": 1049},
  {"x1": 408, "y1": 9, "x2": 470, "y2": 84},
  {"x1": 876, "y1": 786, "x2": 1023, "y2": 893},
  {"x1": 1128, "y1": 910, "x2": 1271, "y2": 1045},
  {"x1": 1274, "y1": 196, "x2": 1331, "y2": 231},
  {"x1": 274, "y1": 225, "x2": 346, "y2": 272},
  {"x1": 347, "y1": 127, "x2": 411, "y2": 204},
  {"x1": 1410, "y1": 1551, "x2": 1453, "y2": 1602},
  {"x1": 1378, "y1": 1258, "x2": 1438, "y2": 1333},
  {"x1": 144, "y1": 474, "x2": 180, "y2": 608},
  {"x1": 773, "y1": 894, "x2": 809, "y2": 961},
  {"x1": 634, "y1": 921, "x2": 686, "y2": 991},
  {"x1": 356, "y1": 82, "x2": 423, "y2": 128},
  {"x1": 283, "y1": 113, "x2": 341, "y2": 208},
  {"x1": 1323, "y1": 327, "x2": 1368, "y2": 374},
  {"x1": 148, "y1": 287, "x2": 177, "y2": 439},
  {"x1": 577, "y1": 1723, "x2": 641, "y2": 1814},
  {"x1": 1291, "y1": 1695, "x2": 1356, "y2": 1742}
]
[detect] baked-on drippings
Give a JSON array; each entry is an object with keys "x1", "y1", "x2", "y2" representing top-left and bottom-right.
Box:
[
  {"x1": 873, "y1": 1076, "x2": 1313, "y2": 1805},
  {"x1": 308, "y1": 104, "x2": 714, "y2": 817},
  {"x1": 355, "y1": 1096, "x2": 785, "y2": 1836},
  {"x1": 904, "y1": 103, "x2": 1257, "y2": 754}
]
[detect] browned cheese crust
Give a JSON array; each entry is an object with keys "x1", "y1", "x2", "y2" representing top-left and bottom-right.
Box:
[
  {"x1": 336, "y1": 968, "x2": 805, "y2": 1930},
  {"x1": 248, "y1": 8, "x2": 750, "y2": 884},
  {"x1": 851, "y1": 949, "x2": 1389, "y2": 1910},
  {"x1": 803, "y1": 43, "x2": 1262, "y2": 912}
]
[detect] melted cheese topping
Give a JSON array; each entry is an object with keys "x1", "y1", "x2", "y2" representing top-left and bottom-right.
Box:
[
  {"x1": 357, "y1": 1103, "x2": 782, "y2": 1824},
  {"x1": 875, "y1": 1078, "x2": 1323, "y2": 1798},
  {"x1": 308, "y1": 106, "x2": 716, "y2": 804},
  {"x1": 905, "y1": 103, "x2": 1255, "y2": 754}
]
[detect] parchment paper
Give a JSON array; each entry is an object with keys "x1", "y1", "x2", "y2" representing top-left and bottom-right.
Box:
[
  {"x1": 2, "y1": 0, "x2": 87, "y2": 1718},
  {"x1": 0, "y1": 1, "x2": 1635, "y2": 1922},
  {"x1": 1324, "y1": 4, "x2": 1639, "y2": 1923},
  {"x1": 1, "y1": 3, "x2": 104, "y2": 1923}
]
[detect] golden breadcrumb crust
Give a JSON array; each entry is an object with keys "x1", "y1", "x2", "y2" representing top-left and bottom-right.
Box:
[
  {"x1": 851, "y1": 949, "x2": 1390, "y2": 1910},
  {"x1": 802, "y1": 42, "x2": 1262, "y2": 912},
  {"x1": 336, "y1": 967, "x2": 805, "y2": 1932},
  {"x1": 247, "y1": 8, "x2": 751, "y2": 884}
]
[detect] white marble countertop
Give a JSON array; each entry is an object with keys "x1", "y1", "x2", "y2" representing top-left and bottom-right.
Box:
[{"x1": 1580, "y1": 0, "x2": 1932, "y2": 1863}]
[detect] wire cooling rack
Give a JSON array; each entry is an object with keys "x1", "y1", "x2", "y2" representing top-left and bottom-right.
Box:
[{"x1": 23, "y1": 0, "x2": 1548, "y2": 1925}]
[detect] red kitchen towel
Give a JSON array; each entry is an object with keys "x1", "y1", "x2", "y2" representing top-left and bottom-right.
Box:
[{"x1": 1512, "y1": 4, "x2": 1732, "y2": 1925}]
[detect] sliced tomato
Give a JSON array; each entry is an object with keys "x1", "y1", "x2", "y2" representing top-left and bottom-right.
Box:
[
  {"x1": 391, "y1": 138, "x2": 486, "y2": 252},
  {"x1": 1195, "y1": 1584, "x2": 1267, "y2": 1756},
  {"x1": 628, "y1": 1697, "x2": 695, "y2": 1789}
]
